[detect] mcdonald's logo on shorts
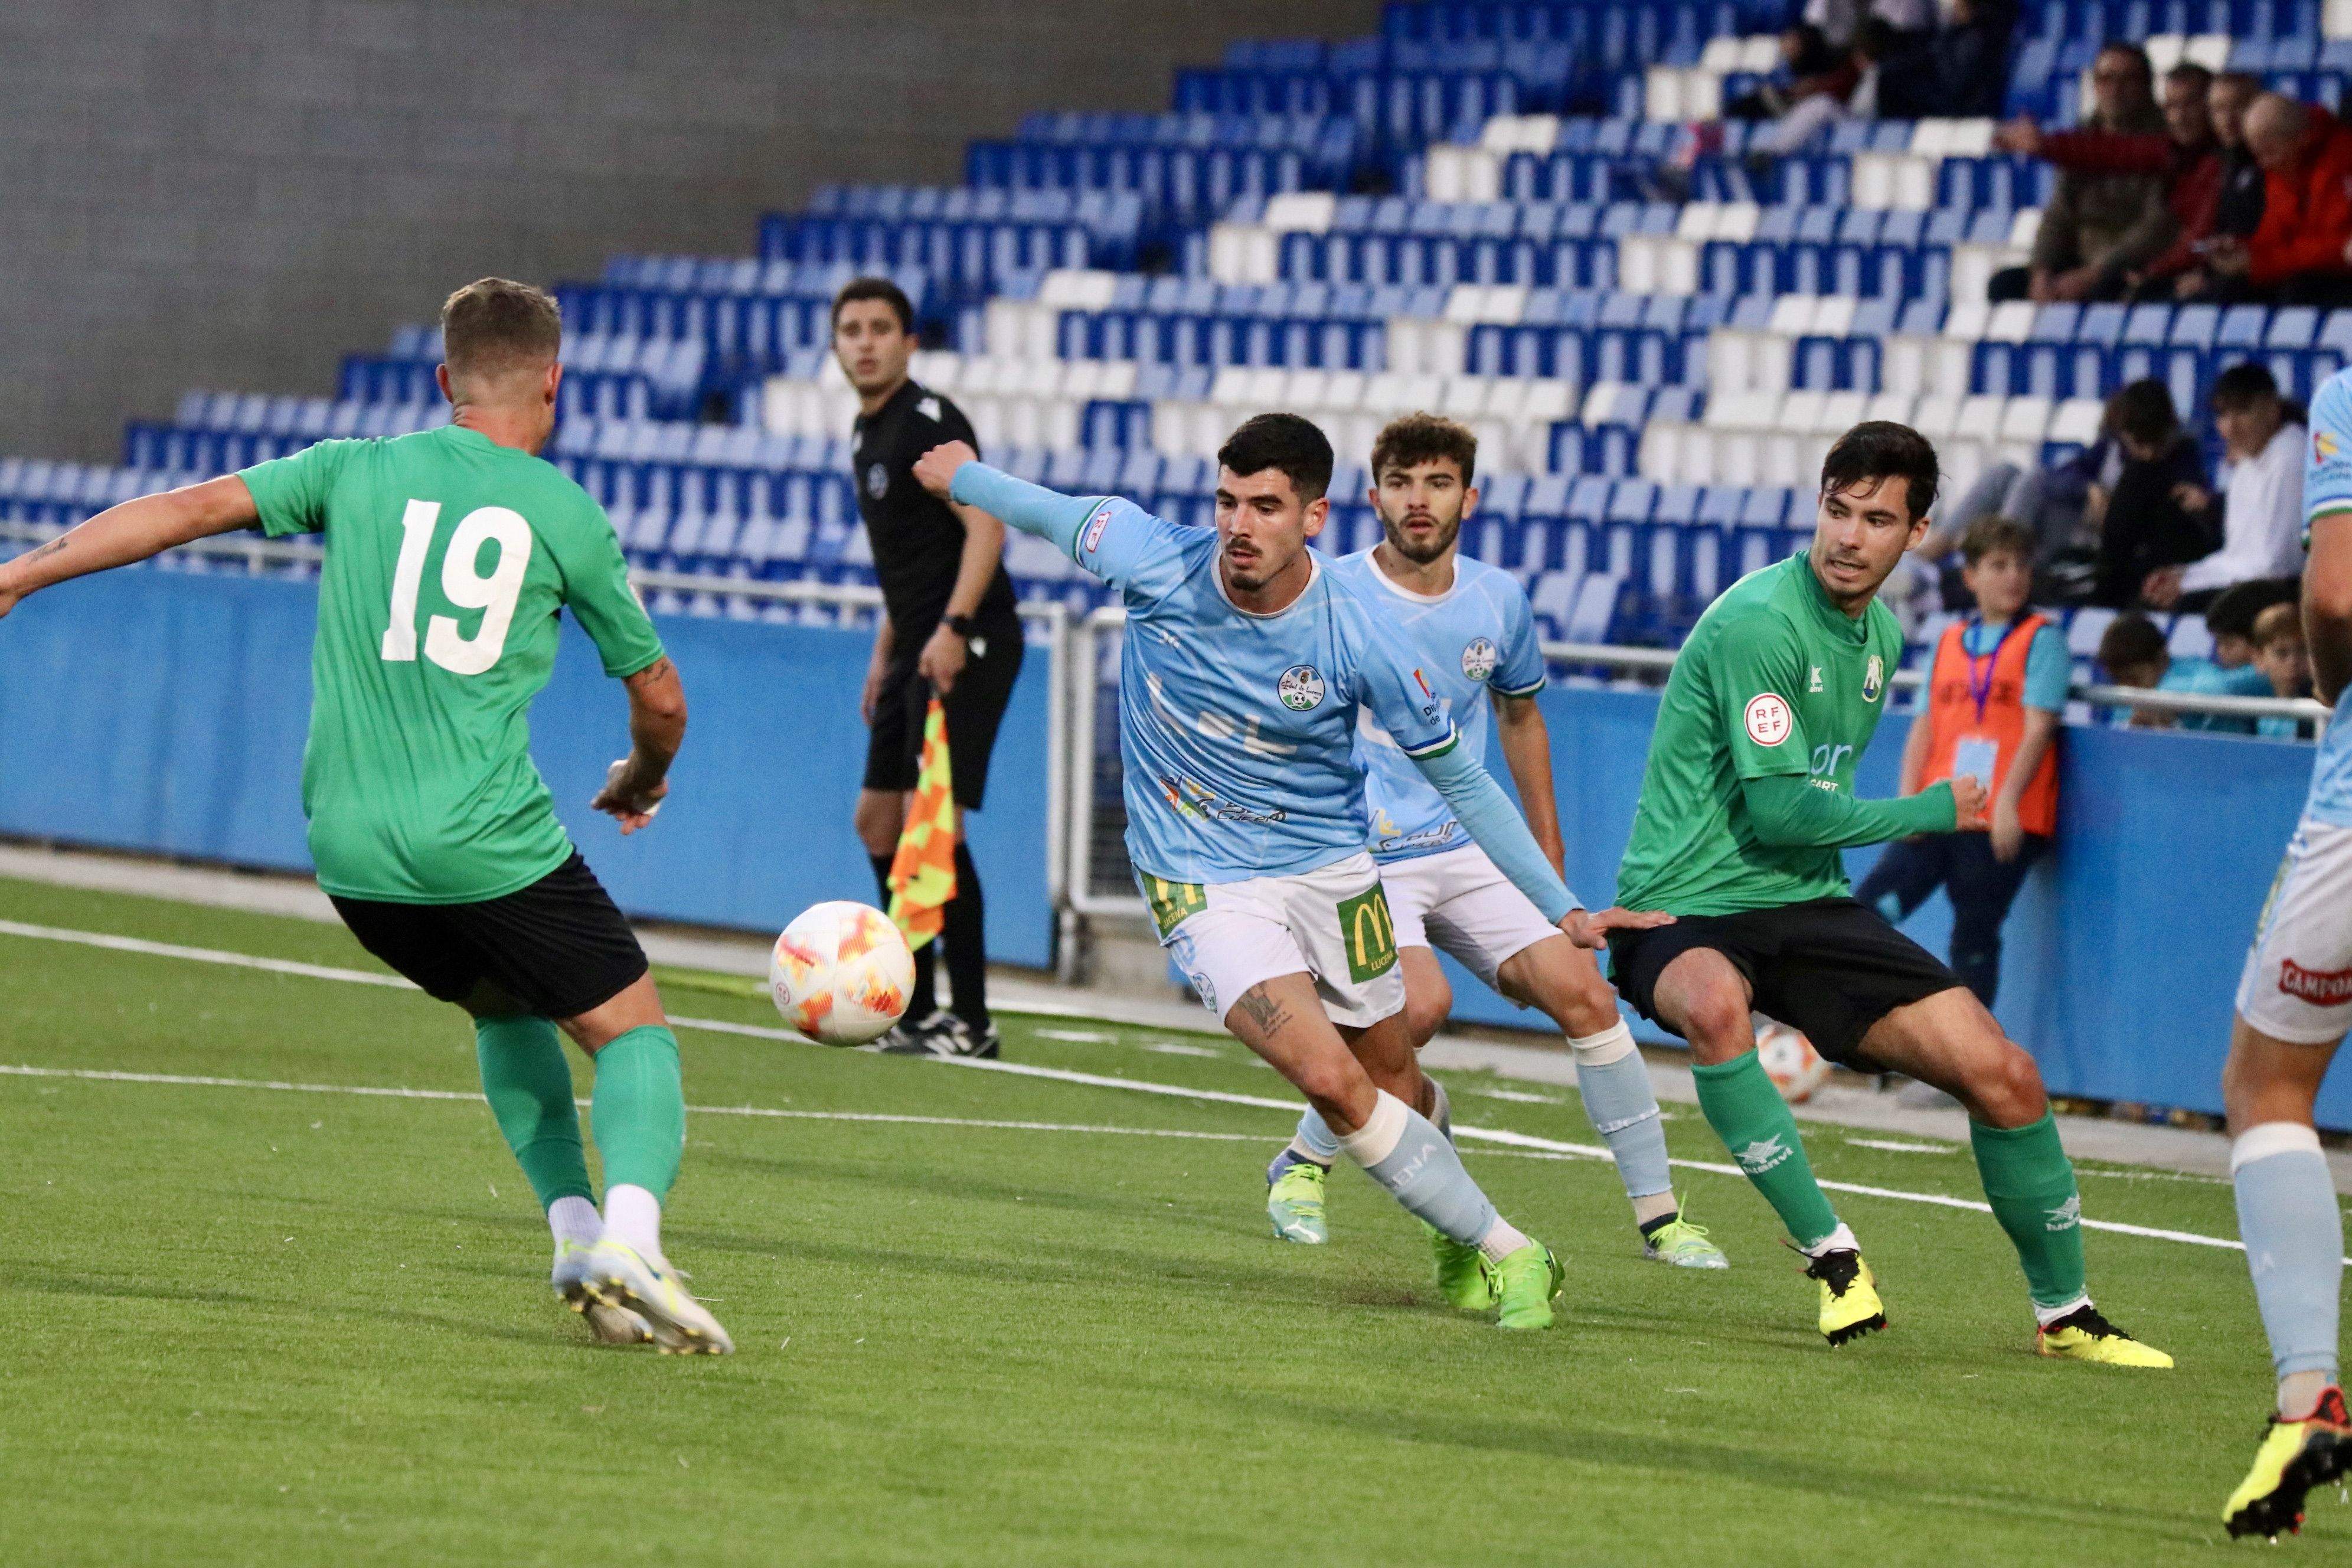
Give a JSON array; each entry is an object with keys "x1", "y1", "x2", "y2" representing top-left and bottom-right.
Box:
[{"x1": 1336, "y1": 884, "x2": 1399, "y2": 984}]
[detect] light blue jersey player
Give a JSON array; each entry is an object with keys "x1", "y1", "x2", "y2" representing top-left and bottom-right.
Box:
[
  {"x1": 2222, "y1": 365, "x2": 2352, "y2": 1536},
  {"x1": 1260, "y1": 414, "x2": 1723, "y2": 1273},
  {"x1": 912, "y1": 413, "x2": 1657, "y2": 1329}
]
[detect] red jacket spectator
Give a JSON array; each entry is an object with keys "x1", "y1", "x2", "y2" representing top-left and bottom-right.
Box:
[{"x1": 2248, "y1": 104, "x2": 2352, "y2": 286}]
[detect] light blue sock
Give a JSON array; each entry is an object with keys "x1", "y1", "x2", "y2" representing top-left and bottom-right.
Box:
[
  {"x1": 1335, "y1": 1090, "x2": 1523, "y2": 1260},
  {"x1": 1573, "y1": 1022, "x2": 1675, "y2": 1201},
  {"x1": 1291, "y1": 1106, "x2": 1342, "y2": 1165},
  {"x1": 2233, "y1": 1124, "x2": 2344, "y2": 1389},
  {"x1": 1293, "y1": 1078, "x2": 1449, "y2": 1164}
]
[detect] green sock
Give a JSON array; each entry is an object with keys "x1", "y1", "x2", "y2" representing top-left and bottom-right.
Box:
[
  {"x1": 473, "y1": 1015, "x2": 593, "y2": 1208},
  {"x1": 591, "y1": 1025, "x2": 685, "y2": 1201},
  {"x1": 1969, "y1": 1112, "x2": 2087, "y2": 1309},
  {"x1": 1693, "y1": 1051, "x2": 1841, "y2": 1248}
]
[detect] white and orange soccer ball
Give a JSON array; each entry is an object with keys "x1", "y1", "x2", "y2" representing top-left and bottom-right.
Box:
[
  {"x1": 1756, "y1": 1018, "x2": 1834, "y2": 1104},
  {"x1": 769, "y1": 901, "x2": 915, "y2": 1047}
]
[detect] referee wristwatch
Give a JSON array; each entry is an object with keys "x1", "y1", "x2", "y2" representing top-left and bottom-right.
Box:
[{"x1": 945, "y1": 614, "x2": 981, "y2": 638}]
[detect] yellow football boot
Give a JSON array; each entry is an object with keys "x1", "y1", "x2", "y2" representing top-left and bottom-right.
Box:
[
  {"x1": 1804, "y1": 1247, "x2": 1887, "y2": 1347},
  {"x1": 2034, "y1": 1304, "x2": 2174, "y2": 1368},
  {"x1": 2224, "y1": 1387, "x2": 2351, "y2": 1540}
]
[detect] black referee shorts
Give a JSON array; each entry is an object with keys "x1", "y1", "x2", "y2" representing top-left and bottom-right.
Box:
[
  {"x1": 861, "y1": 622, "x2": 1025, "y2": 811},
  {"x1": 1607, "y1": 897, "x2": 1965, "y2": 1069},
  {"x1": 331, "y1": 852, "x2": 650, "y2": 1021}
]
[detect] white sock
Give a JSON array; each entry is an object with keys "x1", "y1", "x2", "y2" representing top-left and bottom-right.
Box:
[
  {"x1": 548, "y1": 1194, "x2": 602, "y2": 1250},
  {"x1": 1476, "y1": 1216, "x2": 1532, "y2": 1266},
  {"x1": 2033, "y1": 1292, "x2": 2093, "y2": 1328},
  {"x1": 603, "y1": 1184, "x2": 665, "y2": 1269},
  {"x1": 1800, "y1": 1222, "x2": 1860, "y2": 1259}
]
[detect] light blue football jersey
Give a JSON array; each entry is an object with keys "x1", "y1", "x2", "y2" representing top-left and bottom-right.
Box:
[
  {"x1": 1334, "y1": 549, "x2": 1547, "y2": 863},
  {"x1": 2302, "y1": 368, "x2": 2352, "y2": 828},
  {"x1": 1072, "y1": 498, "x2": 1459, "y2": 883}
]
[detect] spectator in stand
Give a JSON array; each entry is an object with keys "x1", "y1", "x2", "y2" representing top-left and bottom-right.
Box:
[
  {"x1": 2143, "y1": 364, "x2": 2309, "y2": 610},
  {"x1": 1724, "y1": 24, "x2": 1851, "y2": 120},
  {"x1": 2206, "y1": 576, "x2": 2300, "y2": 669},
  {"x1": 1986, "y1": 43, "x2": 2168, "y2": 302},
  {"x1": 1992, "y1": 65, "x2": 2216, "y2": 302},
  {"x1": 2089, "y1": 378, "x2": 2220, "y2": 607},
  {"x1": 2207, "y1": 72, "x2": 2268, "y2": 240},
  {"x1": 2180, "y1": 94, "x2": 2352, "y2": 305},
  {"x1": 1857, "y1": 517, "x2": 2064, "y2": 1011},
  {"x1": 1878, "y1": 0, "x2": 2017, "y2": 120},
  {"x1": 2251, "y1": 600, "x2": 2318, "y2": 739},
  {"x1": 2098, "y1": 610, "x2": 2269, "y2": 732},
  {"x1": 1748, "y1": 18, "x2": 1896, "y2": 159},
  {"x1": 1804, "y1": 0, "x2": 1930, "y2": 48}
]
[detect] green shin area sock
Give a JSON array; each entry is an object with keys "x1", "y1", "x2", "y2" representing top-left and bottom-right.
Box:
[
  {"x1": 1970, "y1": 1112, "x2": 2088, "y2": 1309},
  {"x1": 591, "y1": 1025, "x2": 685, "y2": 1201},
  {"x1": 1693, "y1": 1051, "x2": 1842, "y2": 1248},
  {"x1": 473, "y1": 1015, "x2": 593, "y2": 1208}
]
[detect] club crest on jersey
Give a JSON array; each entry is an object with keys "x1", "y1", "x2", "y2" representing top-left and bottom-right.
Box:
[
  {"x1": 865, "y1": 463, "x2": 888, "y2": 499},
  {"x1": 1277, "y1": 665, "x2": 1325, "y2": 711},
  {"x1": 1863, "y1": 655, "x2": 1884, "y2": 703},
  {"x1": 1461, "y1": 638, "x2": 1498, "y2": 681}
]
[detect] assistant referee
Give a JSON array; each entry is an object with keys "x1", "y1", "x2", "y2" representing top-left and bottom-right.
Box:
[{"x1": 834, "y1": 277, "x2": 1024, "y2": 1058}]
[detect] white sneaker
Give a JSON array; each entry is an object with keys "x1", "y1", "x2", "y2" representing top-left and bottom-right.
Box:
[
  {"x1": 552, "y1": 1239, "x2": 654, "y2": 1345},
  {"x1": 577, "y1": 1239, "x2": 734, "y2": 1356}
]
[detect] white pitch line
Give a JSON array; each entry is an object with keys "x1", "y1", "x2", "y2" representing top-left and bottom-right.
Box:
[
  {"x1": 0, "y1": 919, "x2": 2267, "y2": 1256},
  {"x1": 0, "y1": 1064, "x2": 1266, "y2": 1144}
]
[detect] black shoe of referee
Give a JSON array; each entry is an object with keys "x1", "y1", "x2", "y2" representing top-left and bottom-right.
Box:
[{"x1": 878, "y1": 1012, "x2": 1001, "y2": 1059}]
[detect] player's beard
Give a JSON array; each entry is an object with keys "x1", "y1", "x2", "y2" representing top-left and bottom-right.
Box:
[{"x1": 1378, "y1": 504, "x2": 1461, "y2": 564}]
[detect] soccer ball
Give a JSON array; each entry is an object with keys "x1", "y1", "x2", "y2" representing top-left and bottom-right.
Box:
[
  {"x1": 1756, "y1": 1018, "x2": 1834, "y2": 1104},
  {"x1": 769, "y1": 901, "x2": 914, "y2": 1047}
]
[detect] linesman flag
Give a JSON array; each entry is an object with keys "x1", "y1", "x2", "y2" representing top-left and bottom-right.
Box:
[{"x1": 886, "y1": 698, "x2": 958, "y2": 950}]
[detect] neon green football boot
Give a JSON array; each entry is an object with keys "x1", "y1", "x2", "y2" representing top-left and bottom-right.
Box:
[
  {"x1": 1491, "y1": 1242, "x2": 1566, "y2": 1331},
  {"x1": 1425, "y1": 1223, "x2": 1497, "y2": 1309},
  {"x1": 1266, "y1": 1152, "x2": 1329, "y2": 1245},
  {"x1": 1642, "y1": 1210, "x2": 1730, "y2": 1270}
]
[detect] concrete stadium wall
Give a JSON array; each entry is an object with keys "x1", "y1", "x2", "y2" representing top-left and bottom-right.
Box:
[{"x1": 0, "y1": 0, "x2": 1381, "y2": 462}]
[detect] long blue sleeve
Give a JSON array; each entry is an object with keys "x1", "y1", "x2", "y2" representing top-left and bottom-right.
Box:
[
  {"x1": 948, "y1": 462, "x2": 1097, "y2": 551},
  {"x1": 1410, "y1": 743, "x2": 1577, "y2": 924}
]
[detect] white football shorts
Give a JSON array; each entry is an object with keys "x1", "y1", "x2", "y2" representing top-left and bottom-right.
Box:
[
  {"x1": 1147, "y1": 852, "x2": 1406, "y2": 1030},
  {"x1": 2237, "y1": 819, "x2": 2352, "y2": 1045},
  {"x1": 1380, "y1": 842, "x2": 1564, "y2": 990}
]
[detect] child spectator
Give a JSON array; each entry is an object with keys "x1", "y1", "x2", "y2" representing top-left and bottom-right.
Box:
[
  {"x1": 2251, "y1": 600, "x2": 2317, "y2": 739},
  {"x1": 2097, "y1": 609, "x2": 2270, "y2": 732},
  {"x1": 2142, "y1": 363, "x2": 2308, "y2": 608},
  {"x1": 1857, "y1": 517, "x2": 2065, "y2": 1009},
  {"x1": 2205, "y1": 576, "x2": 2299, "y2": 668}
]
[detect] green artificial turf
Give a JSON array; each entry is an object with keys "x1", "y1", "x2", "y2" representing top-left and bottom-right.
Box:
[{"x1": 0, "y1": 873, "x2": 2334, "y2": 1565}]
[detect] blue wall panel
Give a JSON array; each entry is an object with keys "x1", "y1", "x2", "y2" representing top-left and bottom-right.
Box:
[
  {"x1": 2, "y1": 570, "x2": 2337, "y2": 1121},
  {"x1": 0, "y1": 571, "x2": 1055, "y2": 968}
]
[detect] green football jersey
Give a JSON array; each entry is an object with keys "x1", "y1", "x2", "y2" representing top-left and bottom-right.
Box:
[
  {"x1": 239, "y1": 424, "x2": 663, "y2": 904},
  {"x1": 1615, "y1": 552, "x2": 1904, "y2": 916}
]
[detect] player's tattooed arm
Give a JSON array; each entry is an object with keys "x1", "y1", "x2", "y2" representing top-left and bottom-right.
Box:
[
  {"x1": 594, "y1": 656, "x2": 687, "y2": 834},
  {"x1": 0, "y1": 475, "x2": 257, "y2": 619}
]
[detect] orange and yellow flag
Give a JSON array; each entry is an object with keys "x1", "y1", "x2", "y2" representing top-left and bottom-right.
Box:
[{"x1": 886, "y1": 698, "x2": 958, "y2": 950}]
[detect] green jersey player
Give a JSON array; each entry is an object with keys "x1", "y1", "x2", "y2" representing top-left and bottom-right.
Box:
[
  {"x1": 1607, "y1": 422, "x2": 2170, "y2": 1367},
  {"x1": 0, "y1": 279, "x2": 729, "y2": 1355}
]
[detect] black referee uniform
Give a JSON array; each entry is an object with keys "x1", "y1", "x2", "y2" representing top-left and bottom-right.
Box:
[{"x1": 854, "y1": 377, "x2": 1024, "y2": 1047}]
